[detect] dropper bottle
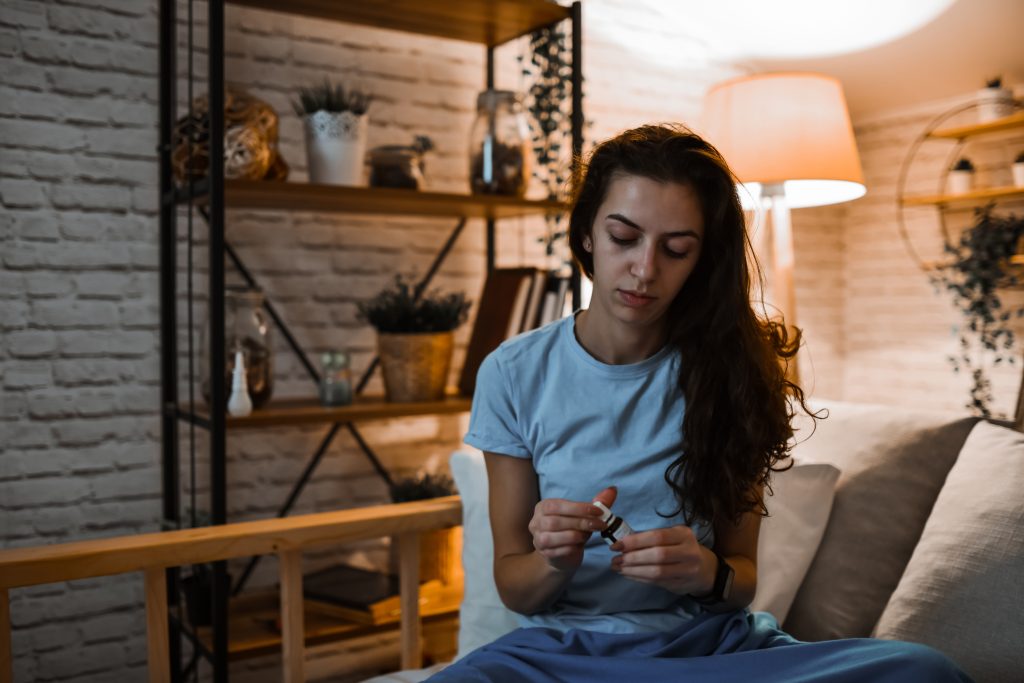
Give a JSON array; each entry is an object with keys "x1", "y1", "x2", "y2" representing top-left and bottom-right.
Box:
[
  {"x1": 593, "y1": 501, "x2": 634, "y2": 546},
  {"x1": 227, "y1": 349, "x2": 253, "y2": 417}
]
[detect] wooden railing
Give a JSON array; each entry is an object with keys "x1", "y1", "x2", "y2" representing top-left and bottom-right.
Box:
[{"x1": 0, "y1": 496, "x2": 463, "y2": 683}]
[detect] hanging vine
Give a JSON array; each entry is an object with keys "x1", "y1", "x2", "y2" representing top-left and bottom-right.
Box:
[
  {"x1": 519, "y1": 23, "x2": 576, "y2": 264},
  {"x1": 930, "y1": 205, "x2": 1024, "y2": 417}
]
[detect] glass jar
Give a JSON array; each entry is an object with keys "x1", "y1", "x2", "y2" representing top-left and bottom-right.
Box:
[
  {"x1": 469, "y1": 90, "x2": 532, "y2": 197},
  {"x1": 201, "y1": 287, "x2": 273, "y2": 409},
  {"x1": 368, "y1": 145, "x2": 426, "y2": 189},
  {"x1": 320, "y1": 350, "x2": 353, "y2": 407}
]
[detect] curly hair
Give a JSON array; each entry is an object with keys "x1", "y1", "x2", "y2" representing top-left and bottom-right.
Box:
[{"x1": 567, "y1": 123, "x2": 814, "y2": 527}]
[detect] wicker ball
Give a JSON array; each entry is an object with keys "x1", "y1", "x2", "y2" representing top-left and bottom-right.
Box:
[{"x1": 172, "y1": 87, "x2": 287, "y2": 185}]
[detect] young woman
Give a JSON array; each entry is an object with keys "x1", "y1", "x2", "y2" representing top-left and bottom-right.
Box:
[{"x1": 427, "y1": 125, "x2": 971, "y2": 682}]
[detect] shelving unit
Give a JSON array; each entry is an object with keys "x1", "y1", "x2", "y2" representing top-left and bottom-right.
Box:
[
  {"x1": 898, "y1": 103, "x2": 1024, "y2": 427},
  {"x1": 158, "y1": 1, "x2": 582, "y2": 680},
  {"x1": 897, "y1": 105, "x2": 1024, "y2": 263}
]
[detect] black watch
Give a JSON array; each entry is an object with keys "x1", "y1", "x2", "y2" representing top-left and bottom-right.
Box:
[{"x1": 693, "y1": 547, "x2": 734, "y2": 606}]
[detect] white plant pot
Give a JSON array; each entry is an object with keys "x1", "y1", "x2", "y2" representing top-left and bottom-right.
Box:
[
  {"x1": 947, "y1": 170, "x2": 974, "y2": 195},
  {"x1": 976, "y1": 87, "x2": 1015, "y2": 123},
  {"x1": 1013, "y1": 162, "x2": 1024, "y2": 188},
  {"x1": 303, "y1": 110, "x2": 368, "y2": 186}
]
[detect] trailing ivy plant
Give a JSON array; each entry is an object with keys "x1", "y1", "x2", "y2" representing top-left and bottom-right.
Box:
[
  {"x1": 519, "y1": 24, "x2": 575, "y2": 264},
  {"x1": 930, "y1": 205, "x2": 1024, "y2": 417}
]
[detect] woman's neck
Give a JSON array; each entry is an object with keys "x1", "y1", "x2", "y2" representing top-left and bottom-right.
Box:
[{"x1": 574, "y1": 308, "x2": 668, "y2": 365}]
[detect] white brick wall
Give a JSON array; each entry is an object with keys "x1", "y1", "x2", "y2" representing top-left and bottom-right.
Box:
[
  {"x1": 836, "y1": 96, "x2": 1024, "y2": 415},
  {"x1": 12, "y1": 1, "x2": 1020, "y2": 681}
]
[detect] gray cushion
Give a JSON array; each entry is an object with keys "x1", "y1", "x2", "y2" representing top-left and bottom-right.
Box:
[
  {"x1": 783, "y1": 400, "x2": 978, "y2": 640},
  {"x1": 873, "y1": 421, "x2": 1024, "y2": 682}
]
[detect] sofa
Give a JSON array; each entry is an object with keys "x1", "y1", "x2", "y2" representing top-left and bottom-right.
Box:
[{"x1": 362, "y1": 399, "x2": 1024, "y2": 683}]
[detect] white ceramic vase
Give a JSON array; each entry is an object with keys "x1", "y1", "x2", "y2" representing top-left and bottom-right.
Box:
[
  {"x1": 947, "y1": 169, "x2": 974, "y2": 195},
  {"x1": 976, "y1": 87, "x2": 1015, "y2": 124},
  {"x1": 1012, "y1": 162, "x2": 1024, "y2": 188},
  {"x1": 303, "y1": 110, "x2": 368, "y2": 186}
]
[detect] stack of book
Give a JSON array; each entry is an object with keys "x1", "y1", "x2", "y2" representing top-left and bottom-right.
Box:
[
  {"x1": 458, "y1": 268, "x2": 572, "y2": 397},
  {"x1": 302, "y1": 563, "x2": 461, "y2": 626}
]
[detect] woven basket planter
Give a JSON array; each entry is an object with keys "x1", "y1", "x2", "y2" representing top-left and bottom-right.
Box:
[{"x1": 377, "y1": 331, "x2": 454, "y2": 403}]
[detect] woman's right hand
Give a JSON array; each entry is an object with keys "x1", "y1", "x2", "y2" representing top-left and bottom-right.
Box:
[{"x1": 528, "y1": 486, "x2": 618, "y2": 573}]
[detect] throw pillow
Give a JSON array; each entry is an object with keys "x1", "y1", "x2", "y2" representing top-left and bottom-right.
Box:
[
  {"x1": 873, "y1": 421, "x2": 1024, "y2": 682},
  {"x1": 448, "y1": 448, "x2": 520, "y2": 659},
  {"x1": 750, "y1": 461, "x2": 840, "y2": 623},
  {"x1": 783, "y1": 399, "x2": 978, "y2": 641}
]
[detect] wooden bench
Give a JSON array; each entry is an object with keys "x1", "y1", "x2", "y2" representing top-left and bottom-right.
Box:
[{"x1": 0, "y1": 496, "x2": 462, "y2": 683}]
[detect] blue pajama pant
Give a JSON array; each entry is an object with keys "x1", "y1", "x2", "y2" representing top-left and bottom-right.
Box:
[{"x1": 425, "y1": 610, "x2": 973, "y2": 682}]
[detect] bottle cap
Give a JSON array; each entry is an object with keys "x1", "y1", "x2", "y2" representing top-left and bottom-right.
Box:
[{"x1": 592, "y1": 500, "x2": 614, "y2": 524}]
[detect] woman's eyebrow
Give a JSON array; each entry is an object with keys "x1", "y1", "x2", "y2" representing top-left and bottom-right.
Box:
[{"x1": 606, "y1": 213, "x2": 701, "y2": 240}]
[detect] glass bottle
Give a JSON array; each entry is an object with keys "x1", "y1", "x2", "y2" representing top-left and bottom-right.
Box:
[
  {"x1": 469, "y1": 90, "x2": 532, "y2": 197},
  {"x1": 201, "y1": 286, "x2": 273, "y2": 409},
  {"x1": 320, "y1": 350, "x2": 353, "y2": 407}
]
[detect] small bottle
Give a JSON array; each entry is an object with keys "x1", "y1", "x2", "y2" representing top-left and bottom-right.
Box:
[
  {"x1": 227, "y1": 349, "x2": 253, "y2": 417},
  {"x1": 319, "y1": 350, "x2": 353, "y2": 407},
  {"x1": 592, "y1": 500, "x2": 633, "y2": 546}
]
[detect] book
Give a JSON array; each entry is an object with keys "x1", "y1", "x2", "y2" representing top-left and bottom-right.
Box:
[
  {"x1": 537, "y1": 273, "x2": 571, "y2": 327},
  {"x1": 303, "y1": 563, "x2": 407, "y2": 623},
  {"x1": 305, "y1": 578, "x2": 458, "y2": 626},
  {"x1": 458, "y1": 267, "x2": 543, "y2": 397}
]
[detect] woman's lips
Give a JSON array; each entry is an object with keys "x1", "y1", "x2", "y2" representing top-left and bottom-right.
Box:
[{"x1": 618, "y1": 289, "x2": 655, "y2": 307}]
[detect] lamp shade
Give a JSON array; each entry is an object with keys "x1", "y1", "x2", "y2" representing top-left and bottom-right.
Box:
[{"x1": 701, "y1": 73, "x2": 865, "y2": 208}]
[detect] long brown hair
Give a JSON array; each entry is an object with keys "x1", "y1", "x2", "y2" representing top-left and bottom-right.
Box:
[{"x1": 568, "y1": 123, "x2": 813, "y2": 527}]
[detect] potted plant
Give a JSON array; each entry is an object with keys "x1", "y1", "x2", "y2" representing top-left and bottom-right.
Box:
[
  {"x1": 1013, "y1": 151, "x2": 1024, "y2": 188},
  {"x1": 977, "y1": 76, "x2": 1015, "y2": 124},
  {"x1": 358, "y1": 275, "x2": 471, "y2": 402},
  {"x1": 389, "y1": 469, "x2": 462, "y2": 585},
  {"x1": 293, "y1": 79, "x2": 373, "y2": 186},
  {"x1": 947, "y1": 157, "x2": 975, "y2": 195},
  {"x1": 931, "y1": 206, "x2": 1024, "y2": 417}
]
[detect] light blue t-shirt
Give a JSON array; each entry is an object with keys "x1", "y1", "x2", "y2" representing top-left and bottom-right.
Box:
[{"x1": 464, "y1": 313, "x2": 712, "y2": 634}]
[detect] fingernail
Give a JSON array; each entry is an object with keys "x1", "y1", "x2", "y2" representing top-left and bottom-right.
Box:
[{"x1": 610, "y1": 542, "x2": 623, "y2": 551}]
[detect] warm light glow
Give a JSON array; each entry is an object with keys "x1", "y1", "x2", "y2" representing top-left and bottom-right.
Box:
[
  {"x1": 701, "y1": 73, "x2": 866, "y2": 209},
  {"x1": 661, "y1": 0, "x2": 956, "y2": 60}
]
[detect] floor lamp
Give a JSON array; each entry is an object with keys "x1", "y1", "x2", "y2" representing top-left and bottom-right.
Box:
[{"x1": 701, "y1": 73, "x2": 866, "y2": 384}]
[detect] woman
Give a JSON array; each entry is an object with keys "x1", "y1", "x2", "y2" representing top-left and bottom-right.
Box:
[{"x1": 428, "y1": 125, "x2": 971, "y2": 682}]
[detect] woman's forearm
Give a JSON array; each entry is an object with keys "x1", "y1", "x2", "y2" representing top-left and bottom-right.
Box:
[{"x1": 494, "y1": 549, "x2": 577, "y2": 615}]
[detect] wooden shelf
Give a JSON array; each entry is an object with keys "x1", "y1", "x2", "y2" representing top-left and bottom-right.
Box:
[
  {"x1": 185, "y1": 392, "x2": 472, "y2": 429},
  {"x1": 194, "y1": 587, "x2": 461, "y2": 661},
  {"x1": 901, "y1": 185, "x2": 1024, "y2": 208},
  {"x1": 928, "y1": 111, "x2": 1024, "y2": 140},
  {"x1": 213, "y1": 180, "x2": 567, "y2": 219},
  {"x1": 227, "y1": 0, "x2": 571, "y2": 46}
]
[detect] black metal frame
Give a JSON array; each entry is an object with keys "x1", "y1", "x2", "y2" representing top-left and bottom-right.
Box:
[{"x1": 158, "y1": 2, "x2": 583, "y2": 679}]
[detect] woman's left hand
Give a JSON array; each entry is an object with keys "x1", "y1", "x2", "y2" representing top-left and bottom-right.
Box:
[{"x1": 609, "y1": 525, "x2": 714, "y2": 596}]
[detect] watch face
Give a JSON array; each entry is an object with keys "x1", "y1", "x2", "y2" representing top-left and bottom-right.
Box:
[{"x1": 721, "y1": 563, "x2": 735, "y2": 601}]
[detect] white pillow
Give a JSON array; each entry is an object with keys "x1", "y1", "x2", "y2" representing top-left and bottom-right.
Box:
[
  {"x1": 873, "y1": 421, "x2": 1024, "y2": 682},
  {"x1": 750, "y1": 461, "x2": 840, "y2": 622},
  {"x1": 450, "y1": 449, "x2": 838, "y2": 645},
  {"x1": 448, "y1": 448, "x2": 521, "y2": 658}
]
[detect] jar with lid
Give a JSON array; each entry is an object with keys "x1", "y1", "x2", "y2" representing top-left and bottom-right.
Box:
[
  {"x1": 368, "y1": 145, "x2": 425, "y2": 189},
  {"x1": 319, "y1": 350, "x2": 353, "y2": 407},
  {"x1": 201, "y1": 286, "x2": 273, "y2": 409},
  {"x1": 469, "y1": 90, "x2": 532, "y2": 197}
]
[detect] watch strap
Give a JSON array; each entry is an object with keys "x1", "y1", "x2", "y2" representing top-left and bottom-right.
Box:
[{"x1": 692, "y1": 547, "x2": 733, "y2": 606}]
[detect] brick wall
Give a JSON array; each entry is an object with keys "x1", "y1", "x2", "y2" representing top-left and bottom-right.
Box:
[
  {"x1": 6, "y1": 1, "x2": 1019, "y2": 679},
  {"x1": 1, "y1": 1, "x2": 746, "y2": 680}
]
